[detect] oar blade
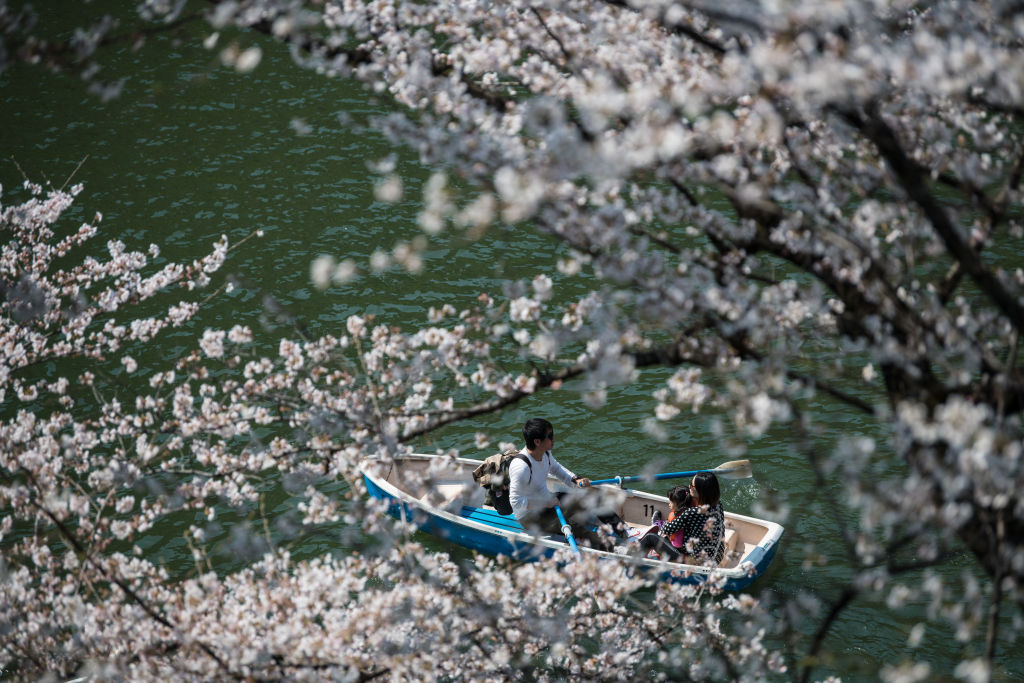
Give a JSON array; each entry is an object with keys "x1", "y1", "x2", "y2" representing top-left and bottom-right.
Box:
[{"x1": 711, "y1": 459, "x2": 752, "y2": 479}]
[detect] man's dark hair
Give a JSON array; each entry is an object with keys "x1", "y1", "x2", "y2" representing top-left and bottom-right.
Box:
[
  {"x1": 691, "y1": 471, "x2": 721, "y2": 507},
  {"x1": 522, "y1": 418, "x2": 553, "y2": 451}
]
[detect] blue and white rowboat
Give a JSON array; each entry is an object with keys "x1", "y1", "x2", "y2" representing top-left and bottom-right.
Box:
[{"x1": 362, "y1": 453, "x2": 784, "y2": 591}]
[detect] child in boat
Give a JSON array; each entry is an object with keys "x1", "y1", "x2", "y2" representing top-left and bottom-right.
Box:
[
  {"x1": 638, "y1": 472, "x2": 726, "y2": 565},
  {"x1": 635, "y1": 484, "x2": 691, "y2": 561}
]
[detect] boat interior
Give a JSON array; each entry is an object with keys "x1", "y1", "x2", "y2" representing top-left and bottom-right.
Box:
[{"x1": 371, "y1": 455, "x2": 766, "y2": 570}]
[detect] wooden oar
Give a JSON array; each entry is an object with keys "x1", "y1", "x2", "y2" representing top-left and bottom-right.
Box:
[
  {"x1": 554, "y1": 504, "x2": 582, "y2": 557},
  {"x1": 587, "y1": 459, "x2": 752, "y2": 487}
]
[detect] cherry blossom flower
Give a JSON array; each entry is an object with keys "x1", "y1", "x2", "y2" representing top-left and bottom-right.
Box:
[{"x1": 5, "y1": 0, "x2": 1024, "y2": 679}]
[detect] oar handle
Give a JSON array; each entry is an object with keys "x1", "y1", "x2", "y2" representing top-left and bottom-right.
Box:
[
  {"x1": 554, "y1": 505, "x2": 581, "y2": 556},
  {"x1": 583, "y1": 476, "x2": 626, "y2": 487}
]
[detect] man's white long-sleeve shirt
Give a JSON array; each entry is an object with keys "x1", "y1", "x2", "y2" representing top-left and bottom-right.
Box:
[{"x1": 508, "y1": 448, "x2": 576, "y2": 521}]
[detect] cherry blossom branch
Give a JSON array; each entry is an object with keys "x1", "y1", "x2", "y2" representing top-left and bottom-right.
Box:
[
  {"x1": 844, "y1": 103, "x2": 1024, "y2": 333},
  {"x1": 27, "y1": 495, "x2": 234, "y2": 677},
  {"x1": 799, "y1": 585, "x2": 857, "y2": 683},
  {"x1": 599, "y1": 0, "x2": 732, "y2": 54},
  {"x1": 530, "y1": 7, "x2": 574, "y2": 64}
]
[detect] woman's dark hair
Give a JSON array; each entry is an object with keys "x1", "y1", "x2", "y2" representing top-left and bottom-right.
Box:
[
  {"x1": 522, "y1": 418, "x2": 553, "y2": 450},
  {"x1": 667, "y1": 485, "x2": 692, "y2": 510},
  {"x1": 691, "y1": 471, "x2": 721, "y2": 507}
]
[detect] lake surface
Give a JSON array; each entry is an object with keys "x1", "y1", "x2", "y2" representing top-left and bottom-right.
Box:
[{"x1": 1, "y1": 6, "x2": 1019, "y2": 680}]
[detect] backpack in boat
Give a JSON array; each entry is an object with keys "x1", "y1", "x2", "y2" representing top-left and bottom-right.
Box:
[{"x1": 472, "y1": 447, "x2": 532, "y2": 516}]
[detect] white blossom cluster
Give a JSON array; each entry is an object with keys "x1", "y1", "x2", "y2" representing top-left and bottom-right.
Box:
[
  {"x1": 227, "y1": 0, "x2": 1024, "y2": 677},
  {"x1": 0, "y1": 180, "x2": 785, "y2": 680},
  {"x1": 1, "y1": 541, "x2": 783, "y2": 680},
  {"x1": 4, "y1": 0, "x2": 1024, "y2": 679},
  {"x1": 0, "y1": 182, "x2": 231, "y2": 408}
]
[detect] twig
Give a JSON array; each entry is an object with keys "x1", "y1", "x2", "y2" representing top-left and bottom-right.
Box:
[
  {"x1": 985, "y1": 510, "x2": 1005, "y2": 665},
  {"x1": 530, "y1": 7, "x2": 573, "y2": 64},
  {"x1": 60, "y1": 155, "x2": 90, "y2": 191}
]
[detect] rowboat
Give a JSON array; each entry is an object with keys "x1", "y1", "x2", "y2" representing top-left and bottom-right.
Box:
[{"x1": 361, "y1": 453, "x2": 784, "y2": 591}]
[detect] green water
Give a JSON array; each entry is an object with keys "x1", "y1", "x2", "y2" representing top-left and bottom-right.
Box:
[{"x1": 1, "y1": 7, "x2": 1020, "y2": 681}]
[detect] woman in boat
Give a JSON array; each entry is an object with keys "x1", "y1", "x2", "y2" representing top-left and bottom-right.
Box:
[{"x1": 639, "y1": 471, "x2": 726, "y2": 565}]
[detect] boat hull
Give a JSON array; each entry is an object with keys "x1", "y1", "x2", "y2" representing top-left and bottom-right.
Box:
[
  {"x1": 364, "y1": 474, "x2": 545, "y2": 560},
  {"x1": 362, "y1": 454, "x2": 783, "y2": 591}
]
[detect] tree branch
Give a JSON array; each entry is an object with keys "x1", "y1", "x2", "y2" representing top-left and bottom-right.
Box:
[
  {"x1": 27, "y1": 492, "x2": 235, "y2": 678},
  {"x1": 800, "y1": 585, "x2": 858, "y2": 683},
  {"x1": 599, "y1": 0, "x2": 739, "y2": 55},
  {"x1": 843, "y1": 103, "x2": 1024, "y2": 333}
]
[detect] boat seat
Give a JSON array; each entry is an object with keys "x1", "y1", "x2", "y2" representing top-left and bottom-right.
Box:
[
  {"x1": 723, "y1": 527, "x2": 739, "y2": 554},
  {"x1": 460, "y1": 506, "x2": 525, "y2": 532},
  {"x1": 716, "y1": 527, "x2": 742, "y2": 568},
  {"x1": 739, "y1": 542, "x2": 758, "y2": 557},
  {"x1": 423, "y1": 482, "x2": 484, "y2": 509}
]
